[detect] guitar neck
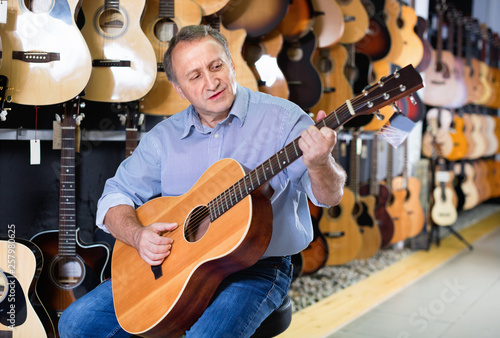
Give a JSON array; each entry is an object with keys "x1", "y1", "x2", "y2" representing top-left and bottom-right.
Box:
[
  {"x1": 159, "y1": 0, "x2": 175, "y2": 18},
  {"x1": 208, "y1": 65, "x2": 423, "y2": 222},
  {"x1": 369, "y1": 133, "x2": 380, "y2": 195},
  {"x1": 59, "y1": 110, "x2": 78, "y2": 257}
]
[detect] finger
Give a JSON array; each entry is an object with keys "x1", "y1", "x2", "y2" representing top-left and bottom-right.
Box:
[
  {"x1": 151, "y1": 222, "x2": 178, "y2": 232},
  {"x1": 315, "y1": 110, "x2": 327, "y2": 122}
]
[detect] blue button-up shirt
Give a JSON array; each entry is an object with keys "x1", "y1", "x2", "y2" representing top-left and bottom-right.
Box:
[{"x1": 96, "y1": 84, "x2": 324, "y2": 257}]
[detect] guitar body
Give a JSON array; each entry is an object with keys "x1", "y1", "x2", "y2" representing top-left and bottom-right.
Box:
[
  {"x1": 221, "y1": 0, "x2": 289, "y2": 38},
  {"x1": 242, "y1": 29, "x2": 289, "y2": 99},
  {"x1": 277, "y1": 31, "x2": 322, "y2": 110},
  {"x1": 468, "y1": 114, "x2": 488, "y2": 159},
  {"x1": 311, "y1": 0, "x2": 345, "y2": 48},
  {"x1": 392, "y1": 176, "x2": 425, "y2": 238},
  {"x1": 30, "y1": 229, "x2": 110, "y2": 333},
  {"x1": 355, "y1": 0, "x2": 392, "y2": 61},
  {"x1": 336, "y1": 0, "x2": 369, "y2": 44},
  {"x1": 311, "y1": 44, "x2": 352, "y2": 116},
  {"x1": 387, "y1": 188, "x2": 410, "y2": 244},
  {"x1": 455, "y1": 161, "x2": 479, "y2": 211},
  {"x1": 381, "y1": 0, "x2": 403, "y2": 65},
  {"x1": 354, "y1": 195, "x2": 382, "y2": 259},
  {"x1": 80, "y1": 0, "x2": 157, "y2": 102},
  {"x1": 196, "y1": 0, "x2": 230, "y2": 16},
  {"x1": 415, "y1": 16, "x2": 432, "y2": 72},
  {"x1": 140, "y1": 0, "x2": 202, "y2": 115},
  {"x1": 319, "y1": 187, "x2": 362, "y2": 266},
  {"x1": 421, "y1": 50, "x2": 460, "y2": 107},
  {"x1": 393, "y1": 3, "x2": 423, "y2": 68},
  {"x1": 277, "y1": 0, "x2": 314, "y2": 41},
  {"x1": 483, "y1": 115, "x2": 499, "y2": 156},
  {"x1": 0, "y1": 0, "x2": 91, "y2": 105},
  {"x1": 446, "y1": 114, "x2": 468, "y2": 161},
  {"x1": 359, "y1": 182, "x2": 394, "y2": 248},
  {"x1": 0, "y1": 240, "x2": 48, "y2": 337},
  {"x1": 431, "y1": 186, "x2": 458, "y2": 226},
  {"x1": 299, "y1": 205, "x2": 329, "y2": 275},
  {"x1": 112, "y1": 158, "x2": 273, "y2": 336}
]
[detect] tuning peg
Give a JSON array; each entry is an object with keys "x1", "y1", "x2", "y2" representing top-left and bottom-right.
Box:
[
  {"x1": 118, "y1": 113, "x2": 126, "y2": 125},
  {"x1": 55, "y1": 113, "x2": 61, "y2": 123},
  {"x1": 409, "y1": 94, "x2": 417, "y2": 105},
  {"x1": 76, "y1": 113, "x2": 85, "y2": 126},
  {"x1": 138, "y1": 113, "x2": 145, "y2": 126},
  {"x1": 375, "y1": 111, "x2": 385, "y2": 121},
  {"x1": 0, "y1": 108, "x2": 10, "y2": 121},
  {"x1": 391, "y1": 103, "x2": 402, "y2": 114}
]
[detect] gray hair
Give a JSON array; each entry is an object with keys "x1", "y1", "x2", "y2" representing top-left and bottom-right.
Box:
[{"x1": 163, "y1": 25, "x2": 232, "y2": 84}]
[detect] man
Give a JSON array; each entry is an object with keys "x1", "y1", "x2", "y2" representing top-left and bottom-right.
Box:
[{"x1": 59, "y1": 25, "x2": 346, "y2": 337}]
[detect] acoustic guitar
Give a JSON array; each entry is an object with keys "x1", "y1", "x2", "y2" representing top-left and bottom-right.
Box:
[
  {"x1": 0, "y1": 0, "x2": 92, "y2": 105},
  {"x1": 311, "y1": 44, "x2": 353, "y2": 117},
  {"x1": 30, "y1": 97, "x2": 110, "y2": 334},
  {"x1": 319, "y1": 137, "x2": 362, "y2": 266},
  {"x1": 393, "y1": 0, "x2": 423, "y2": 68},
  {"x1": 415, "y1": 15, "x2": 433, "y2": 72},
  {"x1": 391, "y1": 139, "x2": 424, "y2": 238},
  {"x1": 359, "y1": 133, "x2": 395, "y2": 248},
  {"x1": 463, "y1": 17, "x2": 485, "y2": 105},
  {"x1": 336, "y1": 0, "x2": 370, "y2": 45},
  {"x1": 277, "y1": 0, "x2": 315, "y2": 42},
  {"x1": 111, "y1": 65, "x2": 423, "y2": 336},
  {"x1": 355, "y1": 0, "x2": 392, "y2": 62},
  {"x1": 350, "y1": 131, "x2": 381, "y2": 259},
  {"x1": 311, "y1": 0, "x2": 345, "y2": 49},
  {"x1": 221, "y1": 0, "x2": 289, "y2": 39},
  {"x1": 0, "y1": 239, "x2": 51, "y2": 337},
  {"x1": 454, "y1": 160, "x2": 479, "y2": 211},
  {"x1": 242, "y1": 29, "x2": 289, "y2": 99},
  {"x1": 139, "y1": 0, "x2": 202, "y2": 116},
  {"x1": 431, "y1": 144, "x2": 458, "y2": 226},
  {"x1": 79, "y1": 0, "x2": 157, "y2": 102}
]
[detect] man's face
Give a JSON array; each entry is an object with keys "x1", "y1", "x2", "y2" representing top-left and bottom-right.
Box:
[{"x1": 171, "y1": 36, "x2": 237, "y2": 119}]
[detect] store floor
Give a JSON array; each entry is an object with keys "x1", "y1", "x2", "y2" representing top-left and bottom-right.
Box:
[{"x1": 279, "y1": 209, "x2": 500, "y2": 338}]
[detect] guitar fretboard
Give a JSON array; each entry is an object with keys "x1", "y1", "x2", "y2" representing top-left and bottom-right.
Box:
[
  {"x1": 105, "y1": 0, "x2": 120, "y2": 10},
  {"x1": 159, "y1": 0, "x2": 174, "y2": 19},
  {"x1": 59, "y1": 123, "x2": 77, "y2": 257}
]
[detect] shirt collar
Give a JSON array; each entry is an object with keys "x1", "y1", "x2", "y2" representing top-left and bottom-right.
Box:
[{"x1": 180, "y1": 84, "x2": 248, "y2": 139}]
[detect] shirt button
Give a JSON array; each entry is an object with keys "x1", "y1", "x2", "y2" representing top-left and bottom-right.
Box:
[{"x1": 214, "y1": 133, "x2": 219, "y2": 138}]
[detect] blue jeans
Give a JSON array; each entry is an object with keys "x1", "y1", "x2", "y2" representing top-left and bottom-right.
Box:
[{"x1": 59, "y1": 256, "x2": 292, "y2": 337}]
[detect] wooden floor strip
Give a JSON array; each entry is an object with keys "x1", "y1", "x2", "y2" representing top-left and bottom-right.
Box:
[{"x1": 279, "y1": 210, "x2": 500, "y2": 338}]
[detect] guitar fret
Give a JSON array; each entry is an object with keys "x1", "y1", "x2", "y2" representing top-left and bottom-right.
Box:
[
  {"x1": 292, "y1": 140, "x2": 299, "y2": 156},
  {"x1": 276, "y1": 153, "x2": 282, "y2": 169},
  {"x1": 268, "y1": 159, "x2": 274, "y2": 175}
]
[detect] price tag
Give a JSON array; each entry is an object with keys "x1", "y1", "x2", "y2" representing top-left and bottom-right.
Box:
[
  {"x1": 0, "y1": 1, "x2": 7, "y2": 24},
  {"x1": 30, "y1": 139, "x2": 41, "y2": 165},
  {"x1": 436, "y1": 171, "x2": 450, "y2": 183}
]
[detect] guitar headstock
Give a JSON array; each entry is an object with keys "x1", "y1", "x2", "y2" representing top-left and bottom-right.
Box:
[
  {"x1": 353, "y1": 64, "x2": 423, "y2": 118},
  {"x1": 59, "y1": 95, "x2": 84, "y2": 128}
]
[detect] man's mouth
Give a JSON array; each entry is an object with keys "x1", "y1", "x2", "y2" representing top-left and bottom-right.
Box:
[{"x1": 209, "y1": 89, "x2": 225, "y2": 100}]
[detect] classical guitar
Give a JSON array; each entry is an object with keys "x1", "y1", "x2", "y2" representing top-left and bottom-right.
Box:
[
  {"x1": 30, "y1": 97, "x2": 110, "y2": 334},
  {"x1": 242, "y1": 29, "x2": 289, "y2": 99},
  {"x1": 380, "y1": 0, "x2": 404, "y2": 65},
  {"x1": 359, "y1": 133, "x2": 395, "y2": 248},
  {"x1": 111, "y1": 65, "x2": 423, "y2": 337},
  {"x1": 277, "y1": 30, "x2": 323, "y2": 110},
  {"x1": 319, "y1": 137, "x2": 362, "y2": 266},
  {"x1": 336, "y1": 0, "x2": 370, "y2": 45},
  {"x1": 350, "y1": 131, "x2": 381, "y2": 259},
  {"x1": 79, "y1": 0, "x2": 157, "y2": 102},
  {"x1": 221, "y1": 0, "x2": 289, "y2": 39},
  {"x1": 392, "y1": 139, "x2": 425, "y2": 238},
  {"x1": 0, "y1": 239, "x2": 51, "y2": 337},
  {"x1": 139, "y1": 0, "x2": 202, "y2": 116},
  {"x1": 0, "y1": 0, "x2": 92, "y2": 105},
  {"x1": 311, "y1": 44, "x2": 353, "y2": 117},
  {"x1": 430, "y1": 144, "x2": 458, "y2": 226}
]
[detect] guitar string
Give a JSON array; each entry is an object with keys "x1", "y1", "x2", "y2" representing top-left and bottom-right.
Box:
[
  {"x1": 166, "y1": 84, "x2": 413, "y2": 242},
  {"x1": 171, "y1": 84, "x2": 413, "y2": 242}
]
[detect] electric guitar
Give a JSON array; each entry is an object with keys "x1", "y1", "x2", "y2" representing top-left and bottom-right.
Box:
[
  {"x1": 30, "y1": 97, "x2": 110, "y2": 334},
  {"x1": 0, "y1": 0, "x2": 92, "y2": 105},
  {"x1": 139, "y1": 0, "x2": 202, "y2": 115},
  {"x1": 111, "y1": 65, "x2": 423, "y2": 337},
  {"x1": 79, "y1": 0, "x2": 157, "y2": 102},
  {"x1": 0, "y1": 239, "x2": 52, "y2": 337}
]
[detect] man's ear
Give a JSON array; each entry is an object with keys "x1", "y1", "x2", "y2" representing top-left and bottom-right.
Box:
[{"x1": 172, "y1": 82, "x2": 187, "y2": 100}]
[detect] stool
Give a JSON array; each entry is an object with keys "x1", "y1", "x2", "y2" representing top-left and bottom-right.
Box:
[{"x1": 252, "y1": 296, "x2": 292, "y2": 337}]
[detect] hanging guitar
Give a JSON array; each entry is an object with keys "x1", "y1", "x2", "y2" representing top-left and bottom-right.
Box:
[
  {"x1": 30, "y1": 96, "x2": 110, "y2": 335},
  {"x1": 111, "y1": 65, "x2": 423, "y2": 337}
]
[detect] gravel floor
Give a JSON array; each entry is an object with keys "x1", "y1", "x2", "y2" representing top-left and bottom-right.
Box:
[{"x1": 288, "y1": 202, "x2": 500, "y2": 313}]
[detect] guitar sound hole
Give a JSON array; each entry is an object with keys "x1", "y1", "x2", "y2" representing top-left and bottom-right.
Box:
[
  {"x1": 318, "y1": 56, "x2": 333, "y2": 73},
  {"x1": 154, "y1": 18, "x2": 178, "y2": 43},
  {"x1": 286, "y1": 47, "x2": 303, "y2": 62},
  {"x1": 99, "y1": 9, "x2": 125, "y2": 36},
  {"x1": 184, "y1": 205, "x2": 211, "y2": 243},
  {"x1": 49, "y1": 255, "x2": 85, "y2": 290},
  {"x1": 327, "y1": 205, "x2": 341, "y2": 218},
  {"x1": 0, "y1": 270, "x2": 7, "y2": 303},
  {"x1": 24, "y1": 0, "x2": 53, "y2": 13}
]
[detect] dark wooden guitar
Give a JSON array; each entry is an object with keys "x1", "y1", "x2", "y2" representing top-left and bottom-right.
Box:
[
  {"x1": 111, "y1": 65, "x2": 423, "y2": 337},
  {"x1": 30, "y1": 97, "x2": 110, "y2": 335},
  {"x1": 277, "y1": 30, "x2": 323, "y2": 110},
  {"x1": 0, "y1": 239, "x2": 53, "y2": 337},
  {"x1": 355, "y1": 0, "x2": 392, "y2": 61},
  {"x1": 359, "y1": 133, "x2": 395, "y2": 248}
]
